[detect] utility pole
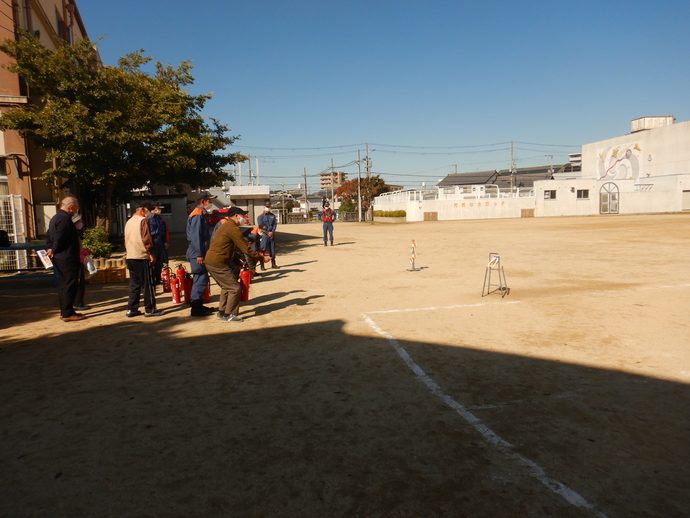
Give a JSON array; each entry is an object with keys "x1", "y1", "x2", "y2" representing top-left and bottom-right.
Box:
[
  {"x1": 357, "y1": 149, "x2": 362, "y2": 222},
  {"x1": 365, "y1": 142, "x2": 371, "y2": 182},
  {"x1": 280, "y1": 182, "x2": 285, "y2": 224},
  {"x1": 247, "y1": 155, "x2": 253, "y2": 185},
  {"x1": 509, "y1": 141, "x2": 516, "y2": 193},
  {"x1": 365, "y1": 143, "x2": 371, "y2": 221},
  {"x1": 303, "y1": 168, "x2": 308, "y2": 216},
  {"x1": 330, "y1": 158, "x2": 335, "y2": 207}
]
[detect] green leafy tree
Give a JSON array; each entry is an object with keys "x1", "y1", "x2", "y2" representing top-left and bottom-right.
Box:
[
  {"x1": 0, "y1": 33, "x2": 247, "y2": 228},
  {"x1": 336, "y1": 175, "x2": 391, "y2": 212},
  {"x1": 338, "y1": 199, "x2": 357, "y2": 212}
]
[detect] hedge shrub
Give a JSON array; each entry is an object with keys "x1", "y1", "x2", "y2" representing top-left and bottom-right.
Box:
[
  {"x1": 82, "y1": 227, "x2": 113, "y2": 258},
  {"x1": 373, "y1": 210, "x2": 406, "y2": 218}
]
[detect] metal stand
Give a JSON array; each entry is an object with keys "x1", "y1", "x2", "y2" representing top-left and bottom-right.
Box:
[
  {"x1": 407, "y1": 240, "x2": 421, "y2": 271},
  {"x1": 482, "y1": 252, "x2": 510, "y2": 297}
]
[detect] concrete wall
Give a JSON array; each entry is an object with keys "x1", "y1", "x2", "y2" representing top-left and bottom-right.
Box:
[
  {"x1": 582, "y1": 119, "x2": 690, "y2": 182},
  {"x1": 375, "y1": 190, "x2": 536, "y2": 222},
  {"x1": 533, "y1": 175, "x2": 690, "y2": 216},
  {"x1": 376, "y1": 119, "x2": 690, "y2": 223}
]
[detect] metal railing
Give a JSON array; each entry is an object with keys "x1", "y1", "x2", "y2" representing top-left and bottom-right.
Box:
[{"x1": 0, "y1": 194, "x2": 29, "y2": 270}]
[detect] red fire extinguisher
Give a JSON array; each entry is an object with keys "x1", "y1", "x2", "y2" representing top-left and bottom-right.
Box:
[
  {"x1": 203, "y1": 281, "x2": 211, "y2": 303},
  {"x1": 184, "y1": 273, "x2": 192, "y2": 305},
  {"x1": 176, "y1": 264, "x2": 186, "y2": 284},
  {"x1": 161, "y1": 264, "x2": 172, "y2": 293},
  {"x1": 171, "y1": 276, "x2": 181, "y2": 304},
  {"x1": 240, "y1": 268, "x2": 251, "y2": 302},
  {"x1": 175, "y1": 264, "x2": 187, "y2": 302}
]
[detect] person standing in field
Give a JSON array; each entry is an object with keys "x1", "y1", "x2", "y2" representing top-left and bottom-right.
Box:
[
  {"x1": 186, "y1": 192, "x2": 216, "y2": 316},
  {"x1": 149, "y1": 205, "x2": 169, "y2": 287},
  {"x1": 45, "y1": 196, "x2": 86, "y2": 322},
  {"x1": 319, "y1": 202, "x2": 335, "y2": 246},
  {"x1": 205, "y1": 207, "x2": 270, "y2": 322},
  {"x1": 257, "y1": 203, "x2": 279, "y2": 268},
  {"x1": 124, "y1": 201, "x2": 163, "y2": 318}
]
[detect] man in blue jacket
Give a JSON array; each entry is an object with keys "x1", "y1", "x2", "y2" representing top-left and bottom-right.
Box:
[
  {"x1": 149, "y1": 205, "x2": 169, "y2": 286},
  {"x1": 256, "y1": 203, "x2": 279, "y2": 268},
  {"x1": 186, "y1": 191, "x2": 216, "y2": 316}
]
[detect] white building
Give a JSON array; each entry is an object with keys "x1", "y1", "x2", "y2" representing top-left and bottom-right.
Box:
[{"x1": 374, "y1": 116, "x2": 690, "y2": 221}]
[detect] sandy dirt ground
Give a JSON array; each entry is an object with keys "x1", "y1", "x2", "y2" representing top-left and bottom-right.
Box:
[{"x1": 1, "y1": 214, "x2": 689, "y2": 517}]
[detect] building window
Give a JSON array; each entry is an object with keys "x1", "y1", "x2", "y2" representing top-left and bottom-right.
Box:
[
  {"x1": 576, "y1": 189, "x2": 589, "y2": 199},
  {"x1": 544, "y1": 190, "x2": 557, "y2": 200}
]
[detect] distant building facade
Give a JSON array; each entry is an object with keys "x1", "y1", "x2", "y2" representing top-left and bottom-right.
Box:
[
  {"x1": 320, "y1": 171, "x2": 347, "y2": 190},
  {"x1": 375, "y1": 116, "x2": 690, "y2": 221},
  {"x1": 0, "y1": 0, "x2": 90, "y2": 241}
]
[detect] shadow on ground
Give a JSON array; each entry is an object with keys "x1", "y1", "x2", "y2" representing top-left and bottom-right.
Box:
[{"x1": 0, "y1": 315, "x2": 688, "y2": 517}]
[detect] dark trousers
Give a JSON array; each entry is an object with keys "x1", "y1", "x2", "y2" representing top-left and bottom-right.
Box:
[
  {"x1": 188, "y1": 257, "x2": 209, "y2": 302},
  {"x1": 127, "y1": 259, "x2": 156, "y2": 313},
  {"x1": 323, "y1": 222, "x2": 334, "y2": 242},
  {"x1": 75, "y1": 263, "x2": 86, "y2": 307},
  {"x1": 53, "y1": 257, "x2": 80, "y2": 318},
  {"x1": 206, "y1": 263, "x2": 241, "y2": 316},
  {"x1": 152, "y1": 238, "x2": 167, "y2": 284},
  {"x1": 259, "y1": 234, "x2": 276, "y2": 258}
]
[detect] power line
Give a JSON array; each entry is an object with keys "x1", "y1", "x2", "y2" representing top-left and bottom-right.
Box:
[
  {"x1": 239, "y1": 143, "x2": 365, "y2": 151},
  {"x1": 372, "y1": 148, "x2": 511, "y2": 156},
  {"x1": 243, "y1": 150, "x2": 356, "y2": 160},
  {"x1": 514, "y1": 141, "x2": 579, "y2": 148},
  {"x1": 370, "y1": 141, "x2": 512, "y2": 149}
]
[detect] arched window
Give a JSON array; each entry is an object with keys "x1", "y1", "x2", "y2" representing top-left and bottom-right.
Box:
[{"x1": 599, "y1": 182, "x2": 619, "y2": 214}]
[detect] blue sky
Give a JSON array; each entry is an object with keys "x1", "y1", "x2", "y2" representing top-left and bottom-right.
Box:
[{"x1": 77, "y1": 0, "x2": 690, "y2": 191}]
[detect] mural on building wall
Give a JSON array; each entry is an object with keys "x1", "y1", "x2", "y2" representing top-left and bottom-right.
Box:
[{"x1": 597, "y1": 143, "x2": 642, "y2": 180}]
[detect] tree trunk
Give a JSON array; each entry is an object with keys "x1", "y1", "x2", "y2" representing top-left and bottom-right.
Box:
[{"x1": 96, "y1": 182, "x2": 114, "y2": 233}]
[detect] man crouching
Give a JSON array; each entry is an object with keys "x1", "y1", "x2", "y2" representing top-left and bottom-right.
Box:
[{"x1": 204, "y1": 207, "x2": 270, "y2": 322}]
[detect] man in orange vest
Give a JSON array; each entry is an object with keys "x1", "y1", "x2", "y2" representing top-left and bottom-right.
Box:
[{"x1": 319, "y1": 202, "x2": 335, "y2": 246}]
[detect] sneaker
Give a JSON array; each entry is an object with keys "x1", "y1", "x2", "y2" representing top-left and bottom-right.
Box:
[
  {"x1": 145, "y1": 309, "x2": 165, "y2": 317},
  {"x1": 216, "y1": 311, "x2": 227, "y2": 320},
  {"x1": 73, "y1": 305, "x2": 90, "y2": 311},
  {"x1": 223, "y1": 314, "x2": 243, "y2": 323},
  {"x1": 126, "y1": 310, "x2": 142, "y2": 318},
  {"x1": 61, "y1": 314, "x2": 86, "y2": 322}
]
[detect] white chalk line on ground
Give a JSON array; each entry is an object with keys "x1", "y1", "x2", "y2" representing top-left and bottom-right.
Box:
[
  {"x1": 366, "y1": 301, "x2": 521, "y2": 315},
  {"x1": 362, "y1": 304, "x2": 607, "y2": 518}
]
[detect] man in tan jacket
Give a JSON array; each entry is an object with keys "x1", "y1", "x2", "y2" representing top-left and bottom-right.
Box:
[
  {"x1": 124, "y1": 201, "x2": 164, "y2": 317},
  {"x1": 205, "y1": 207, "x2": 270, "y2": 322}
]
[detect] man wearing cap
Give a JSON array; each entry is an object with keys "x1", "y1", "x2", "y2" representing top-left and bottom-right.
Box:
[
  {"x1": 205, "y1": 207, "x2": 270, "y2": 322},
  {"x1": 256, "y1": 203, "x2": 279, "y2": 268},
  {"x1": 318, "y1": 202, "x2": 335, "y2": 246},
  {"x1": 124, "y1": 201, "x2": 164, "y2": 317},
  {"x1": 186, "y1": 191, "x2": 217, "y2": 316}
]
